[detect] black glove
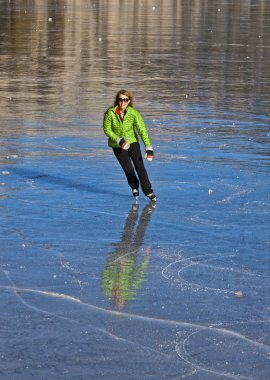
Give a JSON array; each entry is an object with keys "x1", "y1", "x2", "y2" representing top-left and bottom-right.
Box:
[
  {"x1": 117, "y1": 137, "x2": 130, "y2": 150},
  {"x1": 144, "y1": 148, "x2": 154, "y2": 161}
]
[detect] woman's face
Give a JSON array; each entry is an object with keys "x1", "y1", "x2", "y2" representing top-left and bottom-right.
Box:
[{"x1": 117, "y1": 94, "x2": 130, "y2": 111}]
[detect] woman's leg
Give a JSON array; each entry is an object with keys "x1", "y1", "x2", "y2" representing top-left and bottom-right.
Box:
[
  {"x1": 128, "y1": 143, "x2": 153, "y2": 195},
  {"x1": 113, "y1": 148, "x2": 140, "y2": 190}
]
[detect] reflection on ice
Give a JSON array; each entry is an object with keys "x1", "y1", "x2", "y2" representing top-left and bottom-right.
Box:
[{"x1": 102, "y1": 203, "x2": 155, "y2": 309}]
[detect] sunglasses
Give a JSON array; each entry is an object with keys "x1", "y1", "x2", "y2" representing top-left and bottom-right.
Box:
[{"x1": 118, "y1": 97, "x2": 129, "y2": 103}]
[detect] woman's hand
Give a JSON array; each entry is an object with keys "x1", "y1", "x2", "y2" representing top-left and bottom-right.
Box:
[
  {"x1": 117, "y1": 137, "x2": 130, "y2": 150},
  {"x1": 144, "y1": 147, "x2": 154, "y2": 161}
]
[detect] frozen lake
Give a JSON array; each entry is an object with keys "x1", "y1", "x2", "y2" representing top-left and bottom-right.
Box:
[{"x1": 0, "y1": 1, "x2": 270, "y2": 379}]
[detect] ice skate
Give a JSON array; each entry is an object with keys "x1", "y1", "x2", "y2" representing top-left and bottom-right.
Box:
[
  {"x1": 146, "y1": 192, "x2": 157, "y2": 203},
  {"x1": 132, "y1": 188, "x2": 139, "y2": 202}
]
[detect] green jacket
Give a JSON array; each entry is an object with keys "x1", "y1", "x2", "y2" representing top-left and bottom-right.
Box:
[{"x1": 103, "y1": 105, "x2": 152, "y2": 149}]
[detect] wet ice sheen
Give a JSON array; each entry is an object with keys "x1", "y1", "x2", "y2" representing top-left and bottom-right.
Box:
[{"x1": 0, "y1": 1, "x2": 270, "y2": 379}]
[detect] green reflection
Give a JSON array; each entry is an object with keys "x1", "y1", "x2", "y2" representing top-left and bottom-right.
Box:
[{"x1": 101, "y1": 202, "x2": 155, "y2": 309}]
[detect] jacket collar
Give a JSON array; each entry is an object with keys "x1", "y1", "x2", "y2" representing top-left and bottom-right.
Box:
[{"x1": 113, "y1": 105, "x2": 130, "y2": 114}]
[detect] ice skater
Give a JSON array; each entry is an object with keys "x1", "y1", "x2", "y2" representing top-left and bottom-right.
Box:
[{"x1": 103, "y1": 90, "x2": 156, "y2": 202}]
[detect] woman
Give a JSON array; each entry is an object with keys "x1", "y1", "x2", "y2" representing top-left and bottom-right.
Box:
[{"x1": 103, "y1": 90, "x2": 156, "y2": 202}]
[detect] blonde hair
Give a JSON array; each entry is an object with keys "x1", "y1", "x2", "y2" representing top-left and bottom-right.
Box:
[{"x1": 114, "y1": 90, "x2": 134, "y2": 107}]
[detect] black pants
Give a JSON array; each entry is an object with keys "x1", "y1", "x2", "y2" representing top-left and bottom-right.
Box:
[{"x1": 113, "y1": 142, "x2": 153, "y2": 195}]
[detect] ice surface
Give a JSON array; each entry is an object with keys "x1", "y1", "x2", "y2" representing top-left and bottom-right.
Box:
[{"x1": 0, "y1": 1, "x2": 270, "y2": 379}]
